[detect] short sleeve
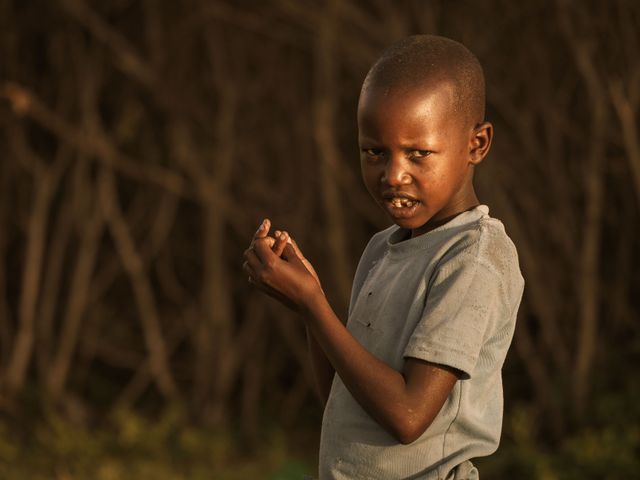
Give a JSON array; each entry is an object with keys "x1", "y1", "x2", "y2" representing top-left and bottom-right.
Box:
[{"x1": 403, "y1": 255, "x2": 503, "y2": 379}]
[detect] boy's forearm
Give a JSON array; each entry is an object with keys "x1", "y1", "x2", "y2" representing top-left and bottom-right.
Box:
[
  {"x1": 301, "y1": 292, "x2": 433, "y2": 444},
  {"x1": 305, "y1": 324, "x2": 334, "y2": 405}
]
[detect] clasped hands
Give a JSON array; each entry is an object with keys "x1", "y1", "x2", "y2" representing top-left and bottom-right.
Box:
[{"x1": 243, "y1": 219, "x2": 324, "y2": 313}]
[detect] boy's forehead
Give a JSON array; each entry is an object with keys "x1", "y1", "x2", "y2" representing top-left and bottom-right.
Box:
[{"x1": 358, "y1": 79, "x2": 458, "y2": 120}]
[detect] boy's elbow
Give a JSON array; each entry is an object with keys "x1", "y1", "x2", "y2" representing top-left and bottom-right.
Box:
[
  {"x1": 395, "y1": 427, "x2": 425, "y2": 445},
  {"x1": 390, "y1": 416, "x2": 431, "y2": 445}
]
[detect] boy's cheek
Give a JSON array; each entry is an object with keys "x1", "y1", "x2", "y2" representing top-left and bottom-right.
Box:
[{"x1": 361, "y1": 175, "x2": 380, "y2": 200}]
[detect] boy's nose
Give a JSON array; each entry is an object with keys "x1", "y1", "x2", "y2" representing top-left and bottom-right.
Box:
[{"x1": 382, "y1": 158, "x2": 411, "y2": 186}]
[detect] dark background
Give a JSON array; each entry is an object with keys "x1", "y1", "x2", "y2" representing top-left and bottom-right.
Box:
[{"x1": 1, "y1": 0, "x2": 639, "y2": 478}]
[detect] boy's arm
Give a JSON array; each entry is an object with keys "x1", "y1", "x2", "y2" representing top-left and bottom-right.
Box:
[
  {"x1": 305, "y1": 324, "x2": 335, "y2": 405},
  {"x1": 285, "y1": 238, "x2": 335, "y2": 404},
  {"x1": 304, "y1": 291, "x2": 458, "y2": 444},
  {"x1": 244, "y1": 223, "x2": 335, "y2": 404},
  {"x1": 245, "y1": 236, "x2": 459, "y2": 444}
]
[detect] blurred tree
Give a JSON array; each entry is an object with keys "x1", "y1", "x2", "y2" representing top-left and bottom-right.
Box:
[{"x1": 0, "y1": 1, "x2": 638, "y2": 470}]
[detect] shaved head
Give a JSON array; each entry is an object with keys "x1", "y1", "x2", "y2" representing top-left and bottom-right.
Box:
[{"x1": 361, "y1": 35, "x2": 485, "y2": 128}]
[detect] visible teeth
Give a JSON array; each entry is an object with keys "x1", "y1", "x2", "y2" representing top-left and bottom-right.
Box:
[{"x1": 390, "y1": 198, "x2": 416, "y2": 208}]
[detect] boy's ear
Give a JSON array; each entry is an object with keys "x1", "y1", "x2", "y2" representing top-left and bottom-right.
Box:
[{"x1": 469, "y1": 121, "x2": 493, "y2": 165}]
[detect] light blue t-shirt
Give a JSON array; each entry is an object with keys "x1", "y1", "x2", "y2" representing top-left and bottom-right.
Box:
[{"x1": 319, "y1": 204, "x2": 525, "y2": 479}]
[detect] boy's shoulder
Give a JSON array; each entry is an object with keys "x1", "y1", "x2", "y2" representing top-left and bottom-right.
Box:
[
  {"x1": 439, "y1": 215, "x2": 521, "y2": 277},
  {"x1": 349, "y1": 206, "x2": 524, "y2": 324},
  {"x1": 362, "y1": 208, "x2": 522, "y2": 283},
  {"x1": 431, "y1": 214, "x2": 525, "y2": 307}
]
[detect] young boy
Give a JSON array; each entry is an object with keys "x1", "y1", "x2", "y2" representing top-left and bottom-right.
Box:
[{"x1": 243, "y1": 35, "x2": 524, "y2": 480}]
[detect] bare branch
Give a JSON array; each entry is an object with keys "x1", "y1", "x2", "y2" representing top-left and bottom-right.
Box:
[{"x1": 98, "y1": 167, "x2": 179, "y2": 401}]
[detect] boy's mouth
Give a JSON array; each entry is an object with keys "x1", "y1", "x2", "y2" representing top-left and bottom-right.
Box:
[
  {"x1": 387, "y1": 197, "x2": 418, "y2": 208},
  {"x1": 382, "y1": 196, "x2": 421, "y2": 219}
]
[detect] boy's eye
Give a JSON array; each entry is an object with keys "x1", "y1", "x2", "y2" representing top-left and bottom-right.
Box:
[
  {"x1": 361, "y1": 148, "x2": 384, "y2": 158},
  {"x1": 409, "y1": 150, "x2": 432, "y2": 159}
]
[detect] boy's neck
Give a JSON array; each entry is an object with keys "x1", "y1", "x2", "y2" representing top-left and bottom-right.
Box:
[{"x1": 409, "y1": 201, "x2": 481, "y2": 239}]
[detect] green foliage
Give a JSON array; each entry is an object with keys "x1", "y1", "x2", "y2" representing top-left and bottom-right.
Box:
[
  {"x1": 478, "y1": 398, "x2": 640, "y2": 480},
  {"x1": 1, "y1": 396, "x2": 639, "y2": 479},
  {"x1": 0, "y1": 406, "x2": 316, "y2": 480}
]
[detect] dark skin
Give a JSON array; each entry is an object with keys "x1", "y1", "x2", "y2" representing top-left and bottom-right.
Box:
[
  {"x1": 243, "y1": 78, "x2": 493, "y2": 444},
  {"x1": 359, "y1": 80, "x2": 492, "y2": 237}
]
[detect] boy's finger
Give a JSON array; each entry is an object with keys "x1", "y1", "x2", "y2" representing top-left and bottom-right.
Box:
[
  {"x1": 264, "y1": 236, "x2": 276, "y2": 249},
  {"x1": 272, "y1": 231, "x2": 289, "y2": 257},
  {"x1": 253, "y1": 237, "x2": 277, "y2": 263},
  {"x1": 270, "y1": 230, "x2": 282, "y2": 252},
  {"x1": 247, "y1": 237, "x2": 275, "y2": 254},
  {"x1": 244, "y1": 248, "x2": 263, "y2": 272},
  {"x1": 288, "y1": 237, "x2": 305, "y2": 259},
  {"x1": 281, "y1": 243, "x2": 304, "y2": 266},
  {"x1": 253, "y1": 218, "x2": 271, "y2": 240},
  {"x1": 242, "y1": 260, "x2": 257, "y2": 280}
]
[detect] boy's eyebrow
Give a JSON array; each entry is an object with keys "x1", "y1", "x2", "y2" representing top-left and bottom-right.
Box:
[
  {"x1": 399, "y1": 140, "x2": 435, "y2": 149},
  {"x1": 358, "y1": 137, "x2": 436, "y2": 149},
  {"x1": 357, "y1": 135, "x2": 382, "y2": 146}
]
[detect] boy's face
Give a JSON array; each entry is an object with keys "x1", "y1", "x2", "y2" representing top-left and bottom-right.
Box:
[{"x1": 357, "y1": 80, "x2": 490, "y2": 238}]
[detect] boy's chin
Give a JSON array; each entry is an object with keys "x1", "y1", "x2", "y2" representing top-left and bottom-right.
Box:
[
  {"x1": 382, "y1": 201, "x2": 424, "y2": 225},
  {"x1": 387, "y1": 211, "x2": 438, "y2": 235},
  {"x1": 389, "y1": 216, "x2": 427, "y2": 231}
]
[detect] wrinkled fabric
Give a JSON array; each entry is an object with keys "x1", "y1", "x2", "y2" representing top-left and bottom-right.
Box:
[{"x1": 319, "y1": 205, "x2": 524, "y2": 479}]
